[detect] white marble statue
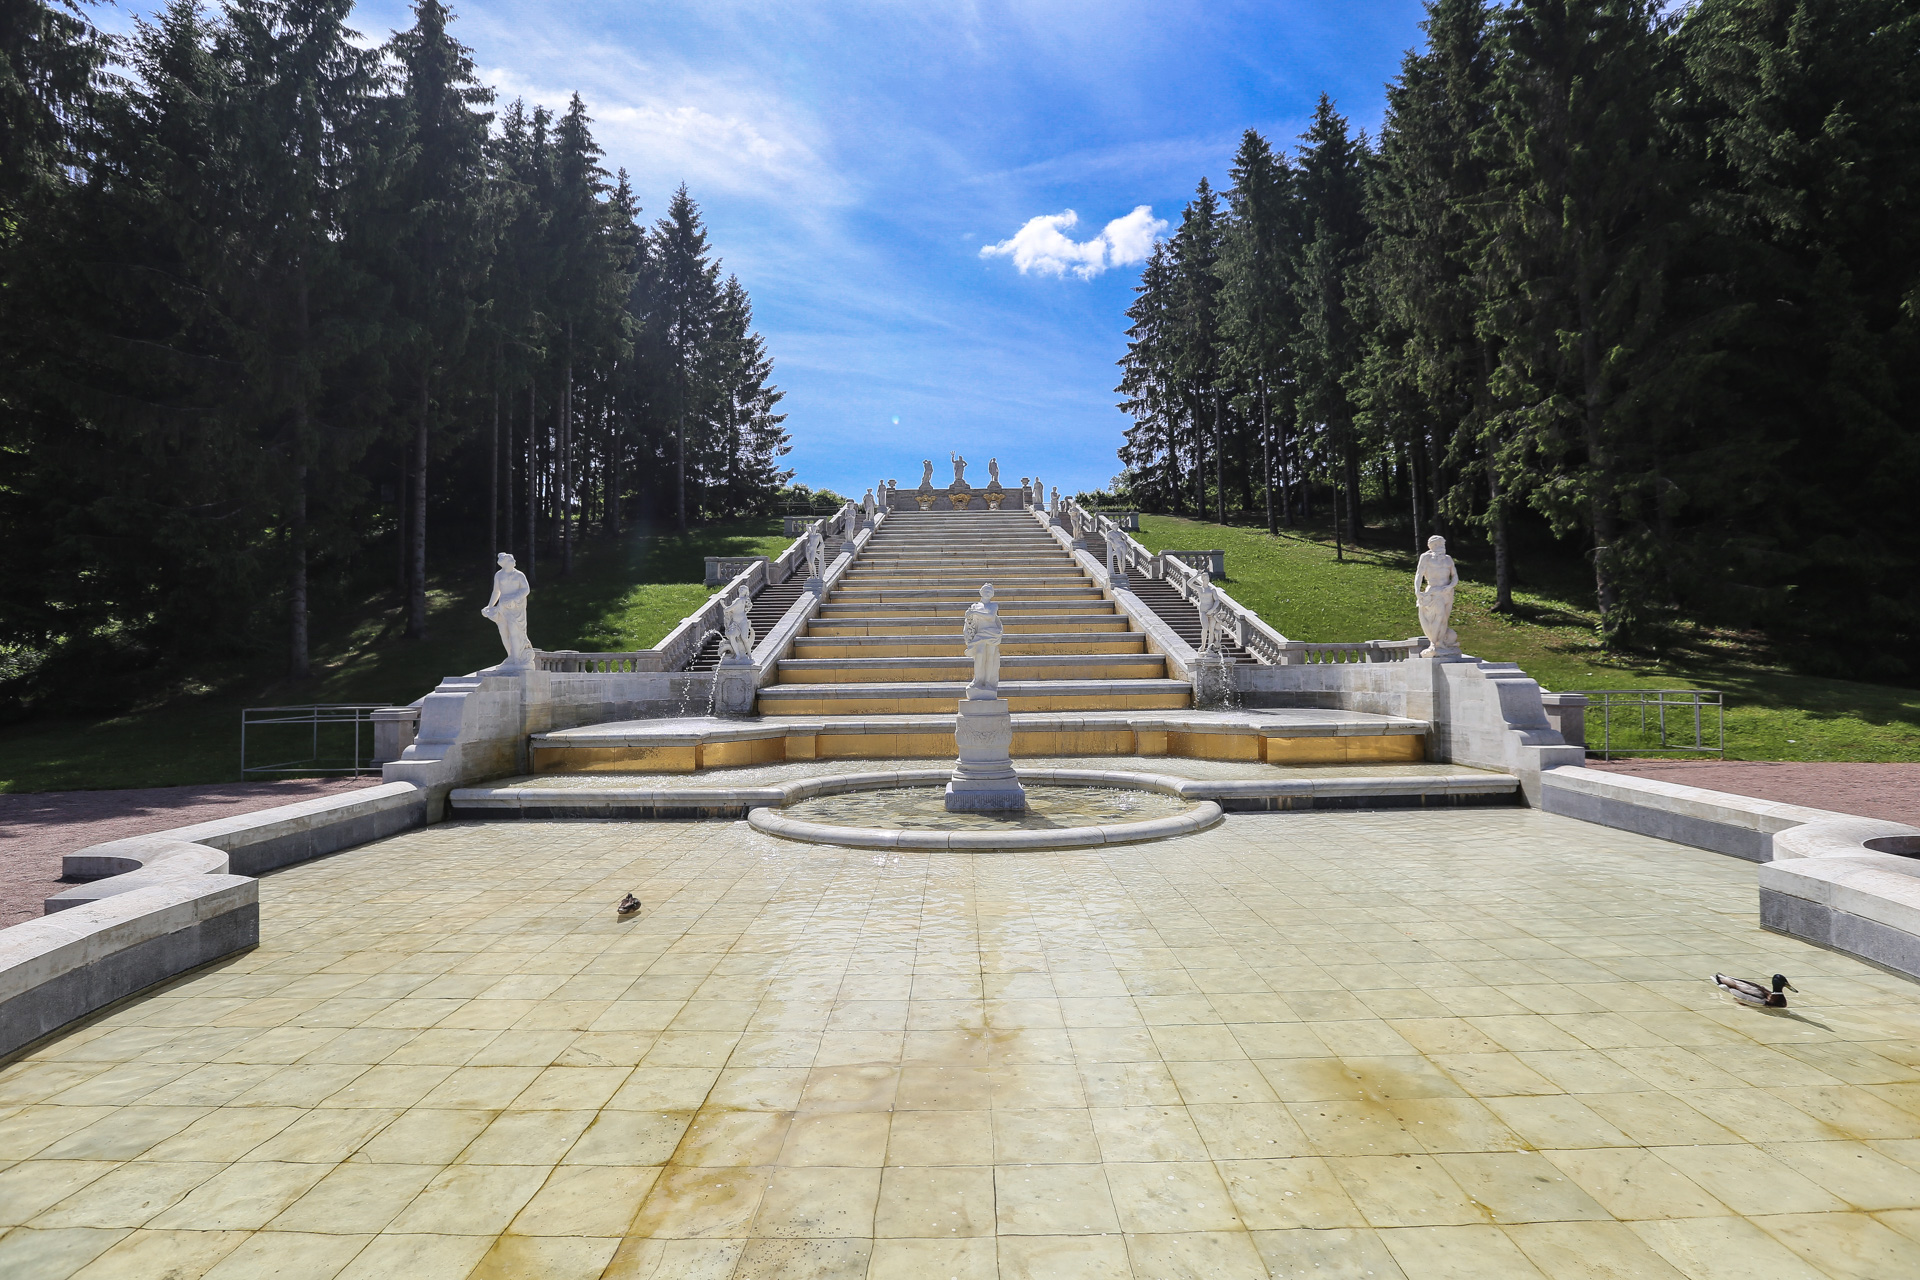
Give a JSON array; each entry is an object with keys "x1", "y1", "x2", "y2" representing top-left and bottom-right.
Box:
[
  {"x1": 719, "y1": 593, "x2": 755, "y2": 662},
  {"x1": 1049, "y1": 486, "x2": 1060, "y2": 515},
  {"x1": 987, "y1": 458, "x2": 1001, "y2": 489},
  {"x1": 861, "y1": 488, "x2": 876, "y2": 522},
  {"x1": 1029, "y1": 476, "x2": 1041, "y2": 509},
  {"x1": 481, "y1": 553, "x2": 534, "y2": 672},
  {"x1": 1193, "y1": 579, "x2": 1228, "y2": 654},
  {"x1": 1103, "y1": 523, "x2": 1132, "y2": 580},
  {"x1": 919, "y1": 459, "x2": 934, "y2": 491},
  {"x1": 805, "y1": 525, "x2": 827, "y2": 580},
  {"x1": 951, "y1": 452, "x2": 968, "y2": 488},
  {"x1": 1415, "y1": 535, "x2": 1460, "y2": 656},
  {"x1": 961, "y1": 583, "x2": 1005, "y2": 699}
]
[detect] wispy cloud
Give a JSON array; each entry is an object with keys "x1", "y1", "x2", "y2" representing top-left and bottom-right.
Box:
[{"x1": 978, "y1": 205, "x2": 1167, "y2": 280}]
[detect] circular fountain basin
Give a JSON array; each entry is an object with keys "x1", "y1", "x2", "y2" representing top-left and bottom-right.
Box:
[{"x1": 747, "y1": 769, "x2": 1223, "y2": 851}]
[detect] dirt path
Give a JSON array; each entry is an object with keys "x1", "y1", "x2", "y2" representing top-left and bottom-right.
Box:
[
  {"x1": 0, "y1": 778, "x2": 383, "y2": 929},
  {"x1": 1588, "y1": 759, "x2": 1920, "y2": 828}
]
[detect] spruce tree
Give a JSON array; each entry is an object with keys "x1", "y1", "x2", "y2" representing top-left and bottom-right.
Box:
[{"x1": 385, "y1": 0, "x2": 493, "y2": 636}]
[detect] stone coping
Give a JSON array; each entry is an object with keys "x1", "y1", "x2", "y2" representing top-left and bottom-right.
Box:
[
  {"x1": 1542, "y1": 765, "x2": 1920, "y2": 982},
  {"x1": 449, "y1": 763, "x2": 1514, "y2": 820},
  {"x1": 2, "y1": 782, "x2": 427, "y2": 1061},
  {"x1": 739, "y1": 767, "x2": 1226, "y2": 851},
  {"x1": 531, "y1": 707, "x2": 1431, "y2": 749}
]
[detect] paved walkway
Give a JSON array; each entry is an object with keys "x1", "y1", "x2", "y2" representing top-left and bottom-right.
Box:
[
  {"x1": 1590, "y1": 761, "x2": 1920, "y2": 828},
  {"x1": 3, "y1": 809, "x2": 1919, "y2": 1277},
  {"x1": 0, "y1": 779, "x2": 383, "y2": 928}
]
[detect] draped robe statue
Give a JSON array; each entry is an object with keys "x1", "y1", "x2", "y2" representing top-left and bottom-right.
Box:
[
  {"x1": 481, "y1": 553, "x2": 534, "y2": 672},
  {"x1": 961, "y1": 584, "x2": 1005, "y2": 699}
]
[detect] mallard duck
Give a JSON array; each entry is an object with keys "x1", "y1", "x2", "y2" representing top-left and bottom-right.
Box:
[
  {"x1": 616, "y1": 893, "x2": 642, "y2": 918},
  {"x1": 1714, "y1": 972, "x2": 1796, "y2": 1007}
]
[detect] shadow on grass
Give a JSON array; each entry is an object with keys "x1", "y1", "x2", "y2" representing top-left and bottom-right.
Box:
[{"x1": 0, "y1": 519, "x2": 791, "y2": 792}]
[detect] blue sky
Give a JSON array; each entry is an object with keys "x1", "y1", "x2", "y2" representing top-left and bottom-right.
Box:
[{"x1": 110, "y1": 0, "x2": 1434, "y2": 497}]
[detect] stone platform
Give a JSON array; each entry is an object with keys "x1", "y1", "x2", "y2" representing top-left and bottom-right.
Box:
[
  {"x1": 7, "y1": 808, "x2": 1920, "y2": 1278},
  {"x1": 450, "y1": 757, "x2": 1517, "y2": 821},
  {"x1": 527, "y1": 709, "x2": 1432, "y2": 774}
]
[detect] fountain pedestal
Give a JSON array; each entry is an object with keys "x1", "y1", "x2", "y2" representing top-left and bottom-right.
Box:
[
  {"x1": 713, "y1": 656, "x2": 756, "y2": 717},
  {"x1": 946, "y1": 696, "x2": 1027, "y2": 812}
]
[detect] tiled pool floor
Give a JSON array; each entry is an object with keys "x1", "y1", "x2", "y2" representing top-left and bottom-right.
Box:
[{"x1": 3, "y1": 809, "x2": 1919, "y2": 1278}]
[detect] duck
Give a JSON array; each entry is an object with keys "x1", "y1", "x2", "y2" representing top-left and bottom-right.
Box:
[
  {"x1": 616, "y1": 893, "x2": 642, "y2": 918},
  {"x1": 1714, "y1": 972, "x2": 1796, "y2": 1007}
]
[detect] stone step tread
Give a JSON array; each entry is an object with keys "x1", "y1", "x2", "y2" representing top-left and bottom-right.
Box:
[
  {"x1": 759, "y1": 678, "x2": 1194, "y2": 698},
  {"x1": 794, "y1": 631, "x2": 1147, "y2": 648},
  {"x1": 777, "y1": 654, "x2": 1168, "y2": 674}
]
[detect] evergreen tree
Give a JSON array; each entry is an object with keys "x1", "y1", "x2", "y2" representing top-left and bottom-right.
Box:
[
  {"x1": 385, "y1": 0, "x2": 493, "y2": 636},
  {"x1": 648, "y1": 185, "x2": 721, "y2": 534},
  {"x1": 1482, "y1": 0, "x2": 1690, "y2": 644},
  {"x1": 1292, "y1": 95, "x2": 1371, "y2": 552},
  {"x1": 1220, "y1": 129, "x2": 1297, "y2": 533}
]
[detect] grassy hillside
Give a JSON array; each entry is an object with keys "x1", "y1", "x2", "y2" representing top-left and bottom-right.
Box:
[
  {"x1": 0, "y1": 520, "x2": 790, "y2": 792},
  {"x1": 1136, "y1": 514, "x2": 1920, "y2": 763}
]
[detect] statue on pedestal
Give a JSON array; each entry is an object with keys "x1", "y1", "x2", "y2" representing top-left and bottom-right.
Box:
[
  {"x1": 481, "y1": 553, "x2": 534, "y2": 673},
  {"x1": 961, "y1": 583, "x2": 1004, "y2": 698},
  {"x1": 919, "y1": 459, "x2": 935, "y2": 491},
  {"x1": 948, "y1": 581, "x2": 1024, "y2": 812},
  {"x1": 861, "y1": 488, "x2": 876, "y2": 524},
  {"x1": 987, "y1": 458, "x2": 1001, "y2": 488},
  {"x1": 1103, "y1": 524, "x2": 1132, "y2": 584},
  {"x1": 805, "y1": 525, "x2": 827, "y2": 583},
  {"x1": 950, "y1": 452, "x2": 969, "y2": 488},
  {"x1": 719, "y1": 593, "x2": 755, "y2": 662},
  {"x1": 1415, "y1": 535, "x2": 1460, "y2": 656},
  {"x1": 1194, "y1": 579, "x2": 1228, "y2": 654}
]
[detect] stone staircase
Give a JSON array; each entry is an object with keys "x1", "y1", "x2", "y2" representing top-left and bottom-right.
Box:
[
  {"x1": 755, "y1": 509, "x2": 1192, "y2": 716},
  {"x1": 1127, "y1": 576, "x2": 1255, "y2": 664},
  {"x1": 684, "y1": 569, "x2": 809, "y2": 673}
]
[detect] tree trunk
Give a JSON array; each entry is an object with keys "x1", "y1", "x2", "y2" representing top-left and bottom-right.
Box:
[
  {"x1": 1342, "y1": 433, "x2": 1362, "y2": 548},
  {"x1": 488, "y1": 385, "x2": 499, "y2": 557},
  {"x1": 1262, "y1": 381, "x2": 1275, "y2": 535},
  {"x1": 1410, "y1": 439, "x2": 1423, "y2": 552},
  {"x1": 611, "y1": 397, "x2": 624, "y2": 538},
  {"x1": 1489, "y1": 452, "x2": 1512, "y2": 612},
  {"x1": 289, "y1": 464, "x2": 309, "y2": 680},
  {"x1": 526, "y1": 381, "x2": 537, "y2": 582},
  {"x1": 561, "y1": 325, "x2": 574, "y2": 575},
  {"x1": 1213, "y1": 394, "x2": 1225, "y2": 526},
  {"x1": 406, "y1": 369, "x2": 429, "y2": 640}
]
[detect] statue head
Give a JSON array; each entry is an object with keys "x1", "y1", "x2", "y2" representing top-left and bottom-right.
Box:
[
  {"x1": 1427, "y1": 535, "x2": 1447, "y2": 554},
  {"x1": 496, "y1": 552, "x2": 516, "y2": 569},
  {"x1": 978, "y1": 583, "x2": 995, "y2": 602}
]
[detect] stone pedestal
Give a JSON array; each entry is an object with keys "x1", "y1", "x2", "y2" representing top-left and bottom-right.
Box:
[
  {"x1": 805, "y1": 575, "x2": 826, "y2": 596},
  {"x1": 713, "y1": 658, "x2": 757, "y2": 717},
  {"x1": 1110, "y1": 571, "x2": 1130, "y2": 591},
  {"x1": 1191, "y1": 650, "x2": 1234, "y2": 711},
  {"x1": 946, "y1": 697, "x2": 1026, "y2": 813}
]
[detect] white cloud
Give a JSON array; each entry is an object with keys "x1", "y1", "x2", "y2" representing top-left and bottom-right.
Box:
[{"x1": 978, "y1": 205, "x2": 1167, "y2": 280}]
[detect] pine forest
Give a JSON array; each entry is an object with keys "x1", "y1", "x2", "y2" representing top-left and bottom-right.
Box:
[
  {"x1": 1116, "y1": 0, "x2": 1919, "y2": 675},
  {"x1": 0, "y1": 0, "x2": 791, "y2": 706}
]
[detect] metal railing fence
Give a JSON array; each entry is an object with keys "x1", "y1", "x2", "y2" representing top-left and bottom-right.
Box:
[
  {"x1": 1572, "y1": 689, "x2": 1726, "y2": 760},
  {"x1": 241, "y1": 704, "x2": 388, "y2": 778}
]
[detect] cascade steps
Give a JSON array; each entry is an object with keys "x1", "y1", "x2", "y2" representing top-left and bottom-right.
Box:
[
  {"x1": 528, "y1": 506, "x2": 1436, "y2": 773},
  {"x1": 1128, "y1": 575, "x2": 1255, "y2": 665},
  {"x1": 684, "y1": 570, "x2": 809, "y2": 672}
]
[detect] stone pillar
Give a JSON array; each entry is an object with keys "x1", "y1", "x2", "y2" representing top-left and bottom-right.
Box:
[
  {"x1": 1191, "y1": 650, "x2": 1234, "y2": 710},
  {"x1": 946, "y1": 697, "x2": 1026, "y2": 812},
  {"x1": 713, "y1": 658, "x2": 757, "y2": 717}
]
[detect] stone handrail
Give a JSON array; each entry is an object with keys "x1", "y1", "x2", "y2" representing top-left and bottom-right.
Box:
[
  {"x1": 704, "y1": 554, "x2": 770, "y2": 588},
  {"x1": 535, "y1": 650, "x2": 663, "y2": 674},
  {"x1": 1065, "y1": 499, "x2": 1425, "y2": 669},
  {"x1": 1163, "y1": 549, "x2": 1224, "y2": 578},
  {"x1": 1286, "y1": 638, "x2": 1425, "y2": 665}
]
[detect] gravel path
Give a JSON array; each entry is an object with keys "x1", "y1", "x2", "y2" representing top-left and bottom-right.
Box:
[
  {"x1": 0, "y1": 778, "x2": 383, "y2": 929},
  {"x1": 1588, "y1": 759, "x2": 1920, "y2": 827}
]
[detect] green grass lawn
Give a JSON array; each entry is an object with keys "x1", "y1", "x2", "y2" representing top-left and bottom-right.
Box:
[
  {"x1": 0, "y1": 519, "x2": 791, "y2": 793},
  {"x1": 1135, "y1": 514, "x2": 1920, "y2": 763}
]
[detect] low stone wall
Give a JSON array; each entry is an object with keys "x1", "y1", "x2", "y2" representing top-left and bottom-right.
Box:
[
  {"x1": 1233, "y1": 657, "x2": 1583, "y2": 802},
  {"x1": 1, "y1": 782, "x2": 428, "y2": 1060}
]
